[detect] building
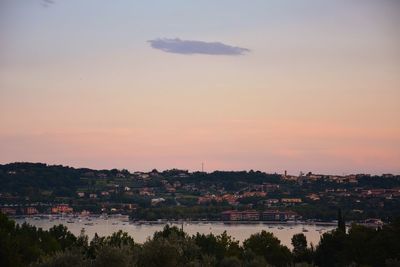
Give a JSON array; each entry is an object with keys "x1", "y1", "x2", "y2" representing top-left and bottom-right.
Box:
[
  {"x1": 222, "y1": 194, "x2": 238, "y2": 205},
  {"x1": 262, "y1": 183, "x2": 280, "y2": 192},
  {"x1": 0, "y1": 207, "x2": 17, "y2": 215},
  {"x1": 221, "y1": 210, "x2": 243, "y2": 221},
  {"x1": 262, "y1": 210, "x2": 298, "y2": 221},
  {"x1": 282, "y1": 175, "x2": 298, "y2": 181},
  {"x1": 151, "y1": 198, "x2": 165, "y2": 205},
  {"x1": 221, "y1": 210, "x2": 260, "y2": 221},
  {"x1": 139, "y1": 188, "x2": 155, "y2": 196},
  {"x1": 242, "y1": 191, "x2": 267, "y2": 198},
  {"x1": 242, "y1": 210, "x2": 260, "y2": 221},
  {"x1": 51, "y1": 204, "x2": 73, "y2": 214},
  {"x1": 165, "y1": 185, "x2": 176, "y2": 193},
  {"x1": 222, "y1": 210, "x2": 298, "y2": 221},
  {"x1": 173, "y1": 181, "x2": 181, "y2": 188},
  {"x1": 307, "y1": 194, "x2": 320, "y2": 201},
  {"x1": 281, "y1": 198, "x2": 302, "y2": 203},
  {"x1": 121, "y1": 203, "x2": 138, "y2": 211},
  {"x1": 264, "y1": 199, "x2": 279, "y2": 204},
  {"x1": 198, "y1": 194, "x2": 237, "y2": 204},
  {"x1": 24, "y1": 207, "x2": 39, "y2": 215},
  {"x1": 361, "y1": 189, "x2": 386, "y2": 197}
]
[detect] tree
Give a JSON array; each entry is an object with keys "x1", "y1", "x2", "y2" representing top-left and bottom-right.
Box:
[
  {"x1": 193, "y1": 231, "x2": 242, "y2": 264},
  {"x1": 104, "y1": 230, "x2": 134, "y2": 248},
  {"x1": 243, "y1": 230, "x2": 292, "y2": 267},
  {"x1": 138, "y1": 225, "x2": 200, "y2": 267},
  {"x1": 153, "y1": 224, "x2": 186, "y2": 240},
  {"x1": 75, "y1": 228, "x2": 89, "y2": 252},
  {"x1": 88, "y1": 231, "x2": 135, "y2": 259},
  {"x1": 48, "y1": 224, "x2": 77, "y2": 250},
  {"x1": 92, "y1": 245, "x2": 134, "y2": 267},
  {"x1": 291, "y1": 233, "x2": 308, "y2": 262},
  {"x1": 219, "y1": 256, "x2": 242, "y2": 267},
  {"x1": 338, "y1": 208, "x2": 346, "y2": 233},
  {"x1": 137, "y1": 238, "x2": 189, "y2": 267},
  {"x1": 246, "y1": 255, "x2": 270, "y2": 267},
  {"x1": 33, "y1": 248, "x2": 87, "y2": 267},
  {"x1": 314, "y1": 230, "x2": 347, "y2": 267}
]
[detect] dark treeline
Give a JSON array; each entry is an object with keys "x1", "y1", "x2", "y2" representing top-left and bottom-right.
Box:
[
  {"x1": 1, "y1": 213, "x2": 400, "y2": 267},
  {"x1": 0, "y1": 163, "x2": 282, "y2": 196}
]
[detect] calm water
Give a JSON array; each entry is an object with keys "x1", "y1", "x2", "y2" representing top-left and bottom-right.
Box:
[{"x1": 15, "y1": 217, "x2": 335, "y2": 249}]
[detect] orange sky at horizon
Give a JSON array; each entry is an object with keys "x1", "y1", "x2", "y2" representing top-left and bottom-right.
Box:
[{"x1": 1, "y1": 0, "x2": 399, "y2": 174}]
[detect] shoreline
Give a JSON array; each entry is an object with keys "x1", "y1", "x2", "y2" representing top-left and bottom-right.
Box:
[{"x1": 11, "y1": 214, "x2": 341, "y2": 226}]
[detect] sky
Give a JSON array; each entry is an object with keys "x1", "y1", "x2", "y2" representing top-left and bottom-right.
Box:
[{"x1": 0, "y1": 0, "x2": 399, "y2": 175}]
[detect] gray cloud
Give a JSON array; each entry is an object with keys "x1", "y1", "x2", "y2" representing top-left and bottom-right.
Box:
[
  {"x1": 148, "y1": 38, "x2": 250, "y2": 56},
  {"x1": 41, "y1": 0, "x2": 55, "y2": 8}
]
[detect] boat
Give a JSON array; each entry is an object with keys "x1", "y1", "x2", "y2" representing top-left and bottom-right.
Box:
[
  {"x1": 84, "y1": 222, "x2": 94, "y2": 226},
  {"x1": 302, "y1": 228, "x2": 309, "y2": 232},
  {"x1": 66, "y1": 220, "x2": 74, "y2": 223}
]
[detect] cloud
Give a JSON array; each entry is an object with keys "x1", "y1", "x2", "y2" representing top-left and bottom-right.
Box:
[
  {"x1": 148, "y1": 38, "x2": 250, "y2": 56},
  {"x1": 41, "y1": 0, "x2": 55, "y2": 8}
]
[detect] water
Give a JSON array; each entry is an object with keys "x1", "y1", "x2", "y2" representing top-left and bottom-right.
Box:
[{"x1": 15, "y1": 217, "x2": 335, "y2": 249}]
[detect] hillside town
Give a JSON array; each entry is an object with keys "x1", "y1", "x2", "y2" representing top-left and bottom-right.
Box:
[{"x1": 1, "y1": 163, "x2": 399, "y2": 223}]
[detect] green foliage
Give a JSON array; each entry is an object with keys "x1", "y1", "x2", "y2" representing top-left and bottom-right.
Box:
[
  {"x1": 219, "y1": 256, "x2": 242, "y2": 267},
  {"x1": 315, "y1": 220, "x2": 400, "y2": 267},
  {"x1": 245, "y1": 255, "x2": 270, "y2": 267},
  {"x1": 193, "y1": 231, "x2": 242, "y2": 263},
  {"x1": 88, "y1": 230, "x2": 135, "y2": 258},
  {"x1": 92, "y1": 245, "x2": 135, "y2": 267},
  {"x1": 292, "y1": 233, "x2": 307, "y2": 255},
  {"x1": 137, "y1": 227, "x2": 200, "y2": 267},
  {"x1": 104, "y1": 230, "x2": 135, "y2": 248},
  {"x1": 0, "y1": 213, "x2": 65, "y2": 267},
  {"x1": 1, "y1": 213, "x2": 400, "y2": 267},
  {"x1": 153, "y1": 224, "x2": 186, "y2": 240},
  {"x1": 292, "y1": 233, "x2": 313, "y2": 263},
  {"x1": 315, "y1": 229, "x2": 347, "y2": 267},
  {"x1": 48, "y1": 224, "x2": 77, "y2": 250},
  {"x1": 33, "y1": 248, "x2": 87, "y2": 267},
  {"x1": 337, "y1": 208, "x2": 346, "y2": 233},
  {"x1": 0, "y1": 163, "x2": 82, "y2": 199},
  {"x1": 243, "y1": 230, "x2": 292, "y2": 267}
]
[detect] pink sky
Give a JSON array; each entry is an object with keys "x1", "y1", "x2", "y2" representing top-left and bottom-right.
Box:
[{"x1": 0, "y1": 1, "x2": 399, "y2": 174}]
